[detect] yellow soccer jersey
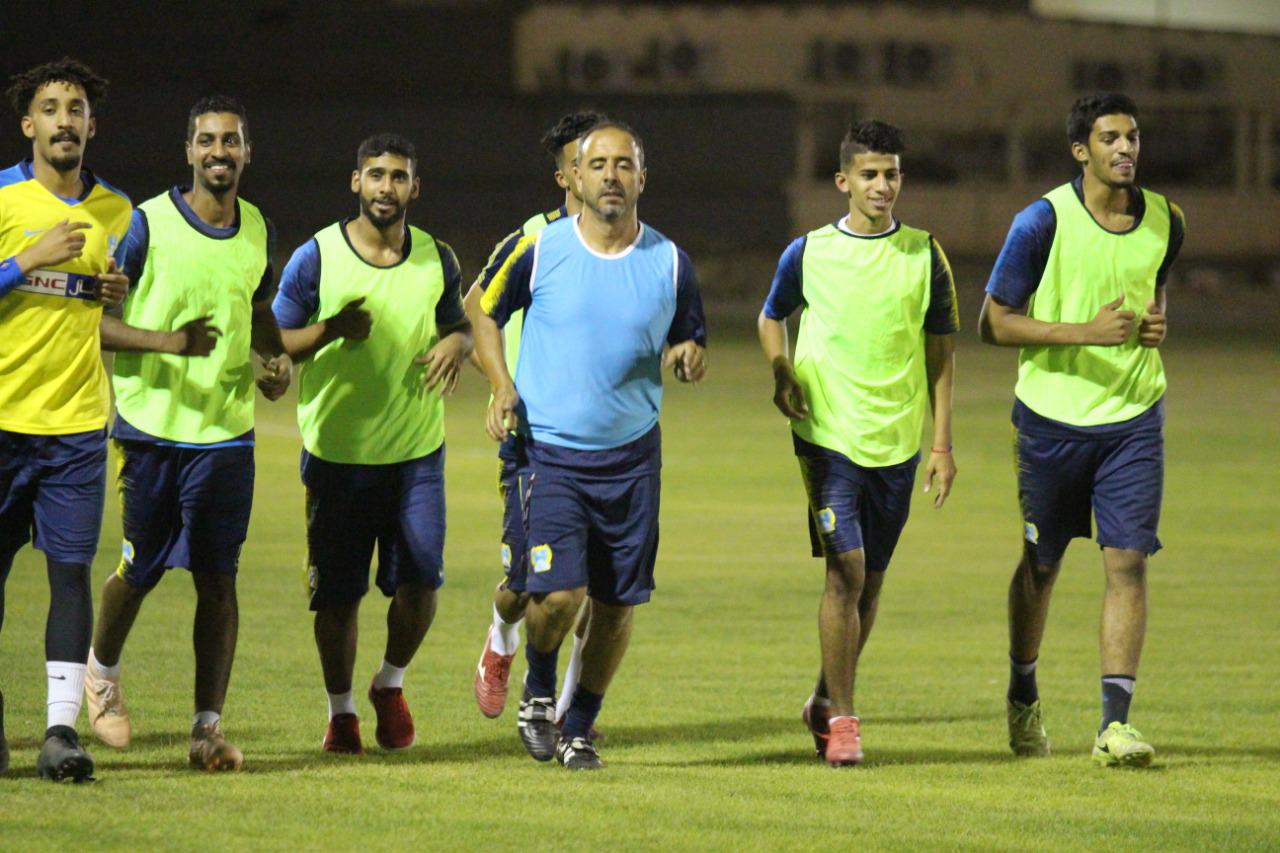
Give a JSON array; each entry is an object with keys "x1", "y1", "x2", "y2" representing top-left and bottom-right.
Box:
[{"x1": 0, "y1": 160, "x2": 131, "y2": 434}]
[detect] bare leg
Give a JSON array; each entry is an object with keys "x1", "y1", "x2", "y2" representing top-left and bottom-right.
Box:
[
  {"x1": 91, "y1": 573, "x2": 149, "y2": 667},
  {"x1": 384, "y1": 582, "x2": 437, "y2": 669},
  {"x1": 314, "y1": 603, "x2": 359, "y2": 695},
  {"x1": 493, "y1": 581, "x2": 529, "y2": 626},
  {"x1": 578, "y1": 599, "x2": 633, "y2": 695},
  {"x1": 526, "y1": 588, "x2": 585, "y2": 655},
  {"x1": 1009, "y1": 543, "x2": 1061, "y2": 662},
  {"x1": 1100, "y1": 548, "x2": 1146, "y2": 676},
  {"x1": 813, "y1": 568, "x2": 884, "y2": 701},
  {"x1": 192, "y1": 572, "x2": 237, "y2": 715},
  {"x1": 818, "y1": 549, "x2": 867, "y2": 717}
]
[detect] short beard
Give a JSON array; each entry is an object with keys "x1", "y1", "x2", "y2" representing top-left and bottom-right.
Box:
[
  {"x1": 196, "y1": 172, "x2": 236, "y2": 197},
  {"x1": 48, "y1": 151, "x2": 81, "y2": 173},
  {"x1": 360, "y1": 196, "x2": 405, "y2": 229}
]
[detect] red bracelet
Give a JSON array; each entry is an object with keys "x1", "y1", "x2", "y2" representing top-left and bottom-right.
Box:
[{"x1": 931, "y1": 447, "x2": 952, "y2": 453}]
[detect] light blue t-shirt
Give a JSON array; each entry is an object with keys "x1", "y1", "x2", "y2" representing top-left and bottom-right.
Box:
[{"x1": 479, "y1": 215, "x2": 705, "y2": 452}]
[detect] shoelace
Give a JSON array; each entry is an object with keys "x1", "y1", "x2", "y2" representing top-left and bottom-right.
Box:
[{"x1": 94, "y1": 680, "x2": 124, "y2": 716}]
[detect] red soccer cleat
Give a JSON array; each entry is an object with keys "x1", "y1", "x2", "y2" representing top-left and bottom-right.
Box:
[
  {"x1": 802, "y1": 696, "x2": 832, "y2": 758},
  {"x1": 323, "y1": 713, "x2": 365, "y2": 755},
  {"x1": 368, "y1": 682, "x2": 416, "y2": 750},
  {"x1": 474, "y1": 627, "x2": 516, "y2": 719},
  {"x1": 826, "y1": 716, "x2": 864, "y2": 767}
]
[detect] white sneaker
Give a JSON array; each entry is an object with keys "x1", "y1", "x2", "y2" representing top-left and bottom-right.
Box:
[{"x1": 84, "y1": 666, "x2": 131, "y2": 749}]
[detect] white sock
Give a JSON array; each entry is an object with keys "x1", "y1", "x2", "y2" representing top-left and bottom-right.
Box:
[
  {"x1": 193, "y1": 710, "x2": 221, "y2": 728},
  {"x1": 327, "y1": 690, "x2": 356, "y2": 719},
  {"x1": 88, "y1": 648, "x2": 121, "y2": 681},
  {"x1": 830, "y1": 714, "x2": 857, "y2": 725},
  {"x1": 490, "y1": 603, "x2": 522, "y2": 656},
  {"x1": 555, "y1": 634, "x2": 586, "y2": 722},
  {"x1": 373, "y1": 660, "x2": 407, "y2": 690},
  {"x1": 47, "y1": 661, "x2": 87, "y2": 729}
]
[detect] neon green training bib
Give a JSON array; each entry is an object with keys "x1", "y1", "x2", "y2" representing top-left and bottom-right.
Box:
[
  {"x1": 1015, "y1": 182, "x2": 1169, "y2": 426},
  {"x1": 296, "y1": 222, "x2": 446, "y2": 464},
  {"x1": 793, "y1": 222, "x2": 934, "y2": 467},
  {"x1": 112, "y1": 192, "x2": 267, "y2": 443}
]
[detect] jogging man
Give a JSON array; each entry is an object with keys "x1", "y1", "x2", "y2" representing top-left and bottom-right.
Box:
[
  {"x1": 467, "y1": 119, "x2": 706, "y2": 770},
  {"x1": 758, "y1": 120, "x2": 958, "y2": 766},
  {"x1": 0, "y1": 58, "x2": 130, "y2": 782},
  {"x1": 274, "y1": 133, "x2": 471, "y2": 755},
  {"x1": 85, "y1": 96, "x2": 290, "y2": 772},
  {"x1": 980, "y1": 93, "x2": 1184, "y2": 767}
]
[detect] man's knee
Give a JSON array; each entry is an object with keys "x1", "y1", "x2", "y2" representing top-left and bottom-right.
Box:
[
  {"x1": 1103, "y1": 548, "x2": 1147, "y2": 586},
  {"x1": 1019, "y1": 544, "x2": 1061, "y2": 585},
  {"x1": 825, "y1": 549, "x2": 866, "y2": 598},
  {"x1": 532, "y1": 588, "x2": 585, "y2": 621},
  {"x1": 192, "y1": 570, "x2": 236, "y2": 602}
]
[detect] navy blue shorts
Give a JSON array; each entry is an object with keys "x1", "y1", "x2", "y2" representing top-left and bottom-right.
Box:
[
  {"x1": 0, "y1": 428, "x2": 106, "y2": 565},
  {"x1": 795, "y1": 435, "x2": 919, "y2": 573},
  {"x1": 498, "y1": 453, "x2": 530, "y2": 593},
  {"x1": 114, "y1": 440, "x2": 254, "y2": 589},
  {"x1": 522, "y1": 429, "x2": 662, "y2": 606},
  {"x1": 1015, "y1": 408, "x2": 1163, "y2": 565},
  {"x1": 301, "y1": 446, "x2": 445, "y2": 610}
]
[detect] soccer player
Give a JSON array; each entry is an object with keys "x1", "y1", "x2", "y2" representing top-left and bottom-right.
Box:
[
  {"x1": 467, "y1": 119, "x2": 707, "y2": 770},
  {"x1": 472, "y1": 110, "x2": 604, "y2": 724},
  {"x1": 758, "y1": 120, "x2": 958, "y2": 766},
  {"x1": 0, "y1": 58, "x2": 131, "y2": 782},
  {"x1": 979, "y1": 93, "x2": 1184, "y2": 767},
  {"x1": 82, "y1": 96, "x2": 290, "y2": 772},
  {"x1": 273, "y1": 134, "x2": 472, "y2": 755}
]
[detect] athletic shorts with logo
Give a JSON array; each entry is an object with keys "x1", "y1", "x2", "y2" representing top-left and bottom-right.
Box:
[
  {"x1": 114, "y1": 438, "x2": 254, "y2": 589},
  {"x1": 0, "y1": 428, "x2": 106, "y2": 565},
  {"x1": 795, "y1": 434, "x2": 919, "y2": 573},
  {"x1": 523, "y1": 426, "x2": 661, "y2": 606},
  {"x1": 1014, "y1": 398, "x2": 1163, "y2": 565},
  {"x1": 301, "y1": 446, "x2": 445, "y2": 610}
]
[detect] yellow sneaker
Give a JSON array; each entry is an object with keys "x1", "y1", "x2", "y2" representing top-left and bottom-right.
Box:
[
  {"x1": 1007, "y1": 699, "x2": 1050, "y2": 757},
  {"x1": 189, "y1": 721, "x2": 244, "y2": 772},
  {"x1": 84, "y1": 666, "x2": 131, "y2": 749},
  {"x1": 1092, "y1": 721, "x2": 1154, "y2": 768}
]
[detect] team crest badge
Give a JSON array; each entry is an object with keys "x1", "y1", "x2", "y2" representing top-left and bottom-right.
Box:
[
  {"x1": 501, "y1": 543, "x2": 512, "y2": 569},
  {"x1": 1023, "y1": 521, "x2": 1039, "y2": 544},
  {"x1": 530, "y1": 544, "x2": 553, "y2": 574},
  {"x1": 817, "y1": 507, "x2": 837, "y2": 534}
]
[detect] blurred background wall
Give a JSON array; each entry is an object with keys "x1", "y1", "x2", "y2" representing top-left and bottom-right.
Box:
[{"x1": 4, "y1": 0, "x2": 1277, "y2": 328}]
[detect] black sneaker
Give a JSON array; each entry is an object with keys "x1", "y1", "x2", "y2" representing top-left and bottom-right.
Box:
[
  {"x1": 556, "y1": 735, "x2": 602, "y2": 770},
  {"x1": 36, "y1": 725, "x2": 95, "y2": 783},
  {"x1": 517, "y1": 689, "x2": 557, "y2": 761},
  {"x1": 0, "y1": 689, "x2": 8, "y2": 775}
]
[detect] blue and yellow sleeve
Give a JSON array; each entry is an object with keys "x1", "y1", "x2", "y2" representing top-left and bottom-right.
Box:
[
  {"x1": 985, "y1": 199, "x2": 1056, "y2": 308},
  {"x1": 272, "y1": 238, "x2": 321, "y2": 330},
  {"x1": 478, "y1": 234, "x2": 536, "y2": 326},
  {"x1": 762, "y1": 236, "x2": 807, "y2": 321},
  {"x1": 925, "y1": 237, "x2": 960, "y2": 335},
  {"x1": 668, "y1": 248, "x2": 707, "y2": 347},
  {"x1": 434, "y1": 240, "x2": 467, "y2": 329},
  {"x1": 1156, "y1": 202, "x2": 1185, "y2": 288}
]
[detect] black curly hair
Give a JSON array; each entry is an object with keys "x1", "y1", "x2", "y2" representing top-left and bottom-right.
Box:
[{"x1": 6, "y1": 57, "x2": 108, "y2": 115}]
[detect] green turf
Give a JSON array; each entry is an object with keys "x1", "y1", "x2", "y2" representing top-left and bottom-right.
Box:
[{"x1": 2, "y1": 334, "x2": 1277, "y2": 850}]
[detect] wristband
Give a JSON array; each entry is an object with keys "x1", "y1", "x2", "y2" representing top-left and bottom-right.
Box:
[{"x1": 930, "y1": 447, "x2": 952, "y2": 454}]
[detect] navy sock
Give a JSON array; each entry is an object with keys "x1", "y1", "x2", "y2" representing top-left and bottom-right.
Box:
[
  {"x1": 1100, "y1": 675, "x2": 1135, "y2": 730},
  {"x1": 1008, "y1": 655, "x2": 1039, "y2": 706},
  {"x1": 524, "y1": 642, "x2": 559, "y2": 700},
  {"x1": 561, "y1": 686, "x2": 604, "y2": 741}
]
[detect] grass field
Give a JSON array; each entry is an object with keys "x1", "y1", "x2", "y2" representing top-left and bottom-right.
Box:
[{"x1": 1, "y1": 331, "x2": 1278, "y2": 850}]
